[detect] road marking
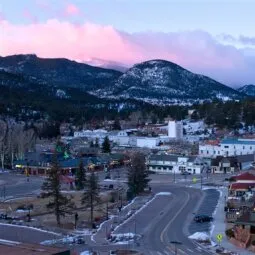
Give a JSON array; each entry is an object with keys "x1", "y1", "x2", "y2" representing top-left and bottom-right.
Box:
[
  {"x1": 196, "y1": 247, "x2": 202, "y2": 251},
  {"x1": 160, "y1": 191, "x2": 190, "y2": 246},
  {"x1": 187, "y1": 248, "x2": 194, "y2": 253},
  {"x1": 178, "y1": 250, "x2": 186, "y2": 254},
  {"x1": 157, "y1": 252, "x2": 162, "y2": 255}
]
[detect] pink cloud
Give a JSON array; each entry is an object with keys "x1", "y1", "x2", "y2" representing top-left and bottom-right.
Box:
[
  {"x1": 23, "y1": 9, "x2": 38, "y2": 23},
  {"x1": 0, "y1": 11, "x2": 5, "y2": 22},
  {"x1": 64, "y1": 4, "x2": 80, "y2": 16},
  {"x1": 0, "y1": 19, "x2": 254, "y2": 85}
]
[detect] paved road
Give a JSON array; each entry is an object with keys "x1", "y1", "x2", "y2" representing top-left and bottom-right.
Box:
[
  {"x1": 0, "y1": 172, "x2": 43, "y2": 199},
  {"x1": 189, "y1": 189, "x2": 220, "y2": 234},
  {"x1": 112, "y1": 184, "x2": 215, "y2": 255},
  {"x1": 0, "y1": 223, "x2": 59, "y2": 243}
]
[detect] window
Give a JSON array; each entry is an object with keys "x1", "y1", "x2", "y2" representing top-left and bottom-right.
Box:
[
  {"x1": 251, "y1": 146, "x2": 252, "y2": 150},
  {"x1": 214, "y1": 151, "x2": 216, "y2": 154},
  {"x1": 224, "y1": 146, "x2": 229, "y2": 148},
  {"x1": 243, "y1": 146, "x2": 245, "y2": 149},
  {"x1": 207, "y1": 150, "x2": 209, "y2": 154}
]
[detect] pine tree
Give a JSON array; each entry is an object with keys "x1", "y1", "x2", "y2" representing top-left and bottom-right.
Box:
[
  {"x1": 90, "y1": 140, "x2": 94, "y2": 148},
  {"x1": 127, "y1": 153, "x2": 150, "y2": 196},
  {"x1": 75, "y1": 160, "x2": 86, "y2": 190},
  {"x1": 113, "y1": 119, "x2": 121, "y2": 130},
  {"x1": 81, "y1": 172, "x2": 100, "y2": 228},
  {"x1": 95, "y1": 138, "x2": 99, "y2": 148},
  {"x1": 102, "y1": 136, "x2": 111, "y2": 153},
  {"x1": 41, "y1": 155, "x2": 73, "y2": 226}
]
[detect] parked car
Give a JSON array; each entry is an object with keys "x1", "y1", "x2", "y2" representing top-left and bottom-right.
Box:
[
  {"x1": 181, "y1": 171, "x2": 191, "y2": 175},
  {"x1": 194, "y1": 215, "x2": 213, "y2": 223}
]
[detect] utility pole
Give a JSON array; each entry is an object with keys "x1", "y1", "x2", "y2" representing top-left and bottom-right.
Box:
[
  {"x1": 170, "y1": 241, "x2": 182, "y2": 255},
  {"x1": 3, "y1": 186, "x2": 6, "y2": 200},
  {"x1": 173, "y1": 170, "x2": 176, "y2": 183},
  {"x1": 201, "y1": 174, "x2": 203, "y2": 190},
  {"x1": 106, "y1": 202, "x2": 109, "y2": 220}
]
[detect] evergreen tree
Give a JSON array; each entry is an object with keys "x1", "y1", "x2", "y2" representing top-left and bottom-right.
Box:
[
  {"x1": 75, "y1": 160, "x2": 86, "y2": 190},
  {"x1": 95, "y1": 137, "x2": 99, "y2": 148},
  {"x1": 90, "y1": 140, "x2": 94, "y2": 148},
  {"x1": 81, "y1": 172, "x2": 100, "y2": 228},
  {"x1": 41, "y1": 155, "x2": 73, "y2": 226},
  {"x1": 127, "y1": 153, "x2": 150, "y2": 196},
  {"x1": 113, "y1": 119, "x2": 121, "y2": 130},
  {"x1": 102, "y1": 136, "x2": 111, "y2": 153}
]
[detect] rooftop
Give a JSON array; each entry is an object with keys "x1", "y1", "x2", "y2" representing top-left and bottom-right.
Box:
[
  {"x1": 229, "y1": 182, "x2": 255, "y2": 190},
  {"x1": 221, "y1": 138, "x2": 255, "y2": 145},
  {"x1": 235, "y1": 172, "x2": 255, "y2": 181}
]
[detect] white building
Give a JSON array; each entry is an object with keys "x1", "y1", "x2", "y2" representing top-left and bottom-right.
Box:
[
  {"x1": 74, "y1": 129, "x2": 108, "y2": 138},
  {"x1": 168, "y1": 121, "x2": 183, "y2": 140},
  {"x1": 147, "y1": 154, "x2": 205, "y2": 174},
  {"x1": 199, "y1": 138, "x2": 255, "y2": 158},
  {"x1": 108, "y1": 131, "x2": 130, "y2": 146}
]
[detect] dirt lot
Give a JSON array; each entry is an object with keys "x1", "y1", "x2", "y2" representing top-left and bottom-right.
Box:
[{"x1": 0, "y1": 190, "x2": 127, "y2": 231}]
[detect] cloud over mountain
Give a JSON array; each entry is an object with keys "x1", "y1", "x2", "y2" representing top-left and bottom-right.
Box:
[{"x1": 0, "y1": 19, "x2": 255, "y2": 86}]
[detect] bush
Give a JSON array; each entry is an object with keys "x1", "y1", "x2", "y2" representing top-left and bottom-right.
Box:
[
  {"x1": 225, "y1": 228, "x2": 235, "y2": 238},
  {"x1": 252, "y1": 240, "x2": 255, "y2": 246}
]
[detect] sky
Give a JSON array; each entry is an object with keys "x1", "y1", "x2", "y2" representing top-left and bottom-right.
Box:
[{"x1": 0, "y1": 0, "x2": 255, "y2": 87}]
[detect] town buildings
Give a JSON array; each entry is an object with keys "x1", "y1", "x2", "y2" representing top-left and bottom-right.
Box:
[
  {"x1": 168, "y1": 120, "x2": 183, "y2": 140},
  {"x1": 147, "y1": 154, "x2": 206, "y2": 174},
  {"x1": 199, "y1": 138, "x2": 255, "y2": 158}
]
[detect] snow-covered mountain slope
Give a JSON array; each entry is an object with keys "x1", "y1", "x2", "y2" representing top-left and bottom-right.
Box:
[
  {"x1": 90, "y1": 60, "x2": 245, "y2": 104},
  {"x1": 237, "y1": 84, "x2": 255, "y2": 96},
  {"x1": 0, "y1": 54, "x2": 122, "y2": 90}
]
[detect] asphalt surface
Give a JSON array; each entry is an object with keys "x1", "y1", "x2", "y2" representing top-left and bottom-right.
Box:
[
  {"x1": 0, "y1": 223, "x2": 59, "y2": 243},
  {"x1": 0, "y1": 172, "x2": 44, "y2": 199},
  {"x1": 189, "y1": 189, "x2": 220, "y2": 234},
  {"x1": 0, "y1": 170, "x2": 223, "y2": 255},
  {"x1": 112, "y1": 184, "x2": 214, "y2": 255}
]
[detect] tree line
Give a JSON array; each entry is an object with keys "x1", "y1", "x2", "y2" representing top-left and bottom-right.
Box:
[
  {"x1": 0, "y1": 120, "x2": 37, "y2": 169},
  {"x1": 41, "y1": 152, "x2": 149, "y2": 227}
]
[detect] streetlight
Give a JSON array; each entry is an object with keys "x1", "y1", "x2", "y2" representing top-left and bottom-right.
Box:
[{"x1": 170, "y1": 241, "x2": 182, "y2": 255}]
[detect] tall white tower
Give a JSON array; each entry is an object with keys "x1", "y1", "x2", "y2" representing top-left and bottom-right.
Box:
[{"x1": 168, "y1": 121, "x2": 183, "y2": 140}]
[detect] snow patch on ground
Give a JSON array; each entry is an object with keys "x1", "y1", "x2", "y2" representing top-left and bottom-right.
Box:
[
  {"x1": 80, "y1": 252, "x2": 92, "y2": 255},
  {"x1": 0, "y1": 238, "x2": 21, "y2": 245},
  {"x1": 41, "y1": 237, "x2": 74, "y2": 245},
  {"x1": 189, "y1": 232, "x2": 210, "y2": 241},
  {"x1": 16, "y1": 209, "x2": 32, "y2": 213},
  {"x1": 156, "y1": 192, "x2": 171, "y2": 196},
  {"x1": 109, "y1": 232, "x2": 139, "y2": 244}
]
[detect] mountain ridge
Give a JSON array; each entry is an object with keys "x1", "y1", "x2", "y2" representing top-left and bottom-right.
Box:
[
  {"x1": 0, "y1": 54, "x2": 247, "y2": 105},
  {"x1": 238, "y1": 84, "x2": 255, "y2": 96},
  {"x1": 90, "y1": 59, "x2": 245, "y2": 104}
]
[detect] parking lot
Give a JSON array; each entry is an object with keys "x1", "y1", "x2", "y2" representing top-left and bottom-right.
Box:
[{"x1": 189, "y1": 189, "x2": 220, "y2": 234}]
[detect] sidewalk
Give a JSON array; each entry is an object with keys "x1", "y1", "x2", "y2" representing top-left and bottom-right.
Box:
[
  {"x1": 88, "y1": 195, "x2": 153, "y2": 245},
  {"x1": 211, "y1": 186, "x2": 254, "y2": 255}
]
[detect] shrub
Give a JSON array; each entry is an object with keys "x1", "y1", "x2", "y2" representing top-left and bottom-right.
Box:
[
  {"x1": 252, "y1": 240, "x2": 255, "y2": 246},
  {"x1": 225, "y1": 228, "x2": 235, "y2": 238}
]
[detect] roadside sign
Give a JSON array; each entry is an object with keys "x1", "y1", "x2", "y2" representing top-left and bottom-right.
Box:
[
  {"x1": 192, "y1": 177, "x2": 197, "y2": 183},
  {"x1": 216, "y1": 234, "x2": 223, "y2": 242}
]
